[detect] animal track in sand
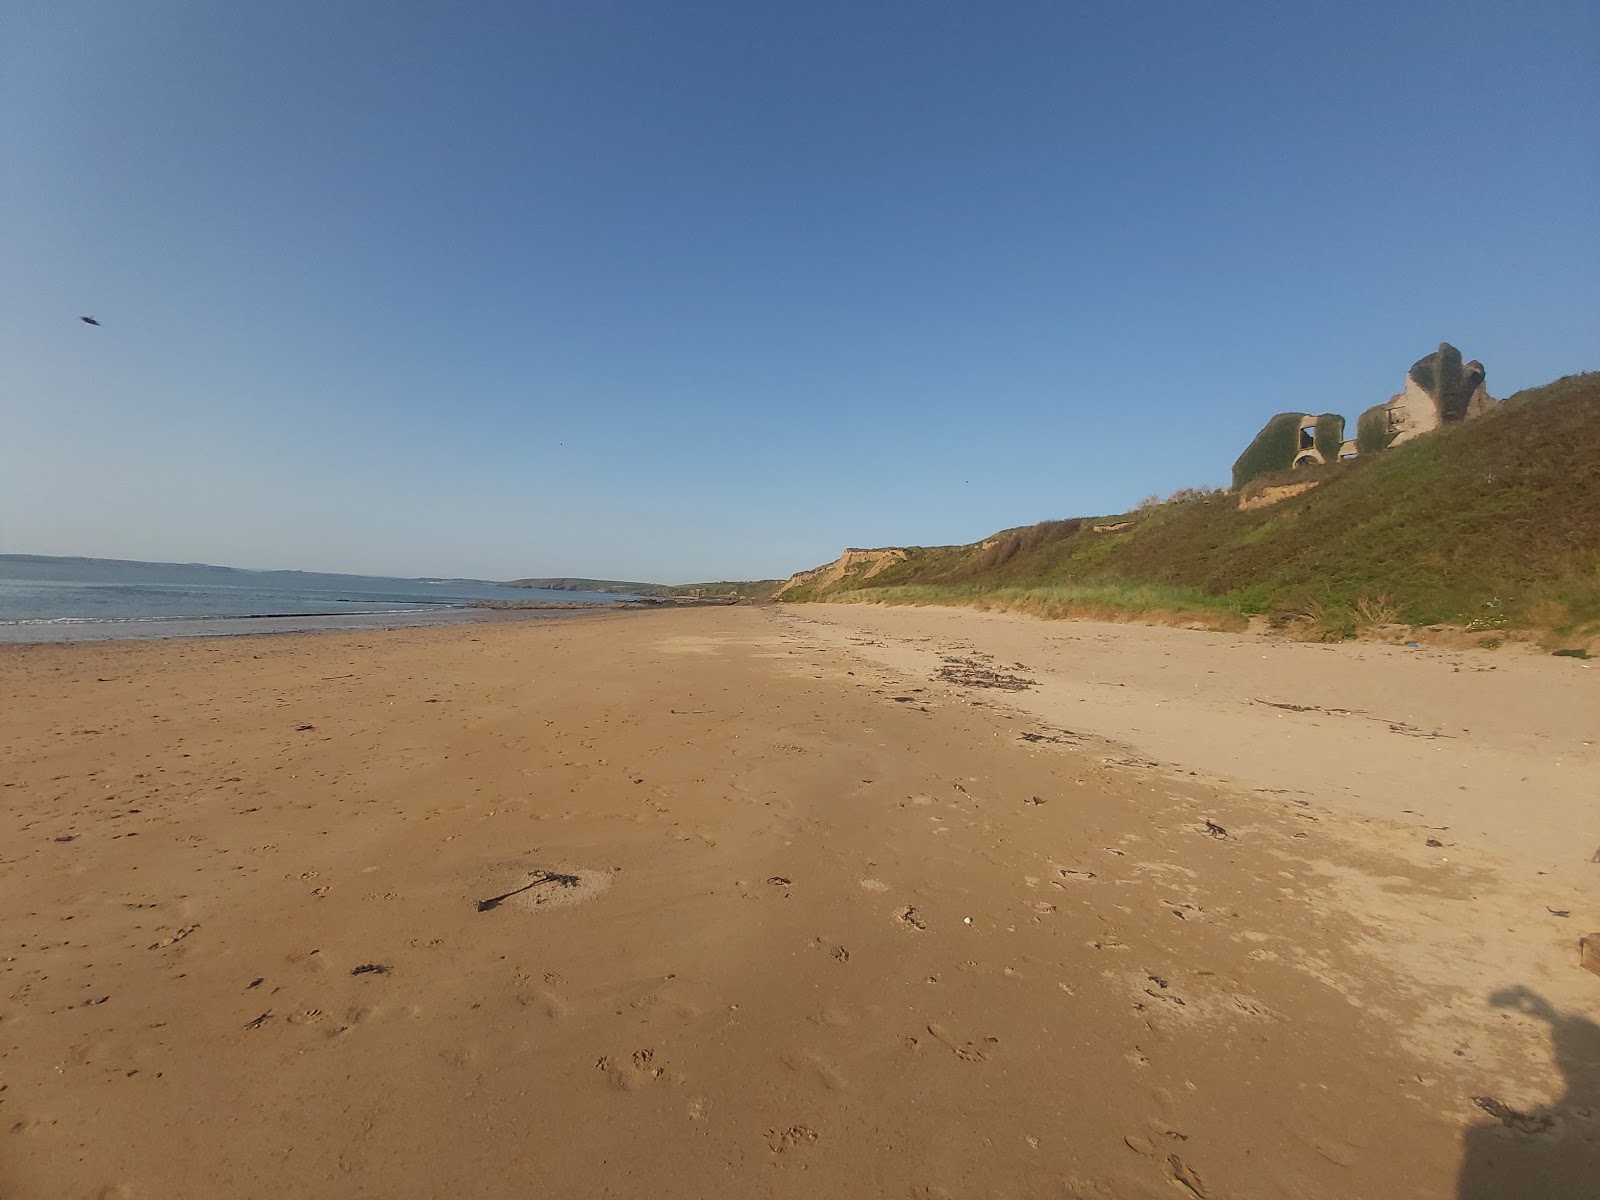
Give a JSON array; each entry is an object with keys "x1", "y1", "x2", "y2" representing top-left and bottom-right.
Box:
[{"x1": 811, "y1": 935, "x2": 851, "y2": 963}]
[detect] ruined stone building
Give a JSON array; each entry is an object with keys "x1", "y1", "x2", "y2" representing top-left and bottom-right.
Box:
[
  {"x1": 1357, "y1": 343, "x2": 1496, "y2": 448},
  {"x1": 1231, "y1": 343, "x2": 1498, "y2": 491}
]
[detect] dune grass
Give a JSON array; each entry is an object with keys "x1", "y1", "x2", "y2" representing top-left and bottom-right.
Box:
[{"x1": 835, "y1": 581, "x2": 1250, "y2": 630}]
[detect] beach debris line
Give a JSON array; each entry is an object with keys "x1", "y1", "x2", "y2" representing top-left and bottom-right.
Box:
[
  {"x1": 936, "y1": 655, "x2": 1037, "y2": 691},
  {"x1": 475, "y1": 869, "x2": 582, "y2": 912},
  {"x1": 1388, "y1": 721, "x2": 1454, "y2": 739},
  {"x1": 1254, "y1": 698, "x2": 1457, "y2": 739},
  {"x1": 1253, "y1": 698, "x2": 1359, "y2": 716},
  {"x1": 1019, "y1": 728, "x2": 1081, "y2": 745}
]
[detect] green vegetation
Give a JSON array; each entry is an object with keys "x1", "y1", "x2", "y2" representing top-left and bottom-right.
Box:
[
  {"x1": 1313, "y1": 413, "x2": 1345, "y2": 463},
  {"x1": 505, "y1": 576, "x2": 781, "y2": 600},
  {"x1": 505, "y1": 577, "x2": 661, "y2": 594},
  {"x1": 835, "y1": 580, "x2": 1248, "y2": 629},
  {"x1": 782, "y1": 372, "x2": 1600, "y2": 641},
  {"x1": 1231, "y1": 413, "x2": 1303, "y2": 490},
  {"x1": 1356, "y1": 403, "x2": 1390, "y2": 455},
  {"x1": 659, "y1": 579, "x2": 783, "y2": 600}
]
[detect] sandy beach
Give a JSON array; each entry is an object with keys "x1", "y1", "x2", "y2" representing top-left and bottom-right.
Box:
[{"x1": 3, "y1": 605, "x2": 1596, "y2": 1198}]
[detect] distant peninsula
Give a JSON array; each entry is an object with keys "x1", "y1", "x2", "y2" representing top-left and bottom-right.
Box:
[
  {"x1": 504, "y1": 578, "x2": 664, "y2": 595},
  {"x1": 504, "y1": 578, "x2": 783, "y2": 601}
]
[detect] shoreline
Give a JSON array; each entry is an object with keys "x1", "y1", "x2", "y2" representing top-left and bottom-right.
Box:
[{"x1": 0, "y1": 603, "x2": 626, "y2": 645}]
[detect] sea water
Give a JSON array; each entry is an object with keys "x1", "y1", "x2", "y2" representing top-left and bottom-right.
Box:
[{"x1": 0, "y1": 556, "x2": 627, "y2": 643}]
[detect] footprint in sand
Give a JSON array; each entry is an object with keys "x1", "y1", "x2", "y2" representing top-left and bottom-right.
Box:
[
  {"x1": 515, "y1": 990, "x2": 568, "y2": 1018},
  {"x1": 595, "y1": 1050, "x2": 665, "y2": 1091},
  {"x1": 896, "y1": 905, "x2": 928, "y2": 931},
  {"x1": 925, "y1": 1023, "x2": 987, "y2": 1062},
  {"x1": 765, "y1": 1124, "x2": 819, "y2": 1153},
  {"x1": 780, "y1": 1050, "x2": 847, "y2": 1090}
]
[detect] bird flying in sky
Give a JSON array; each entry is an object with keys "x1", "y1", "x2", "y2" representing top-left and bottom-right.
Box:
[{"x1": 80, "y1": 315, "x2": 101, "y2": 326}]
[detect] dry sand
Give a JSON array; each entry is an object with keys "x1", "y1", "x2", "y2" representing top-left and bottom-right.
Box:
[{"x1": 2, "y1": 605, "x2": 1596, "y2": 1198}]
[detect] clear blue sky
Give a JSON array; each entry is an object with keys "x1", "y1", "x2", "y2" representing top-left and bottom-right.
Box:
[{"x1": 2, "y1": 1, "x2": 1595, "y2": 582}]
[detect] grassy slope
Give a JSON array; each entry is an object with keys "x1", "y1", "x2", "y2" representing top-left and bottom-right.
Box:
[{"x1": 783, "y1": 373, "x2": 1600, "y2": 640}]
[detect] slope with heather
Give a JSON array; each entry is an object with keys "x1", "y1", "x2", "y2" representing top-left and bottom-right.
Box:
[{"x1": 778, "y1": 372, "x2": 1600, "y2": 641}]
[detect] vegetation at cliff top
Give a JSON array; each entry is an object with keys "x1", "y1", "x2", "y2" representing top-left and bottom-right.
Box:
[
  {"x1": 1230, "y1": 413, "x2": 1304, "y2": 491},
  {"x1": 506, "y1": 577, "x2": 781, "y2": 599},
  {"x1": 781, "y1": 372, "x2": 1600, "y2": 643}
]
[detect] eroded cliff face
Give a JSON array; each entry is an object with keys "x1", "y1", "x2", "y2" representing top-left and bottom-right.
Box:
[{"x1": 775, "y1": 547, "x2": 908, "y2": 598}]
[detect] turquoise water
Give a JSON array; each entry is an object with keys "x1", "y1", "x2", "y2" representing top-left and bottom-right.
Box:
[{"x1": 0, "y1": 556, "x2": 626, "y2": 642}]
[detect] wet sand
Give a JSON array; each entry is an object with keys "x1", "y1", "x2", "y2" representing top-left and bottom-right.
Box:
[{"x1": 2, "y1": 606, "x2": 1596, "y2": 1198}]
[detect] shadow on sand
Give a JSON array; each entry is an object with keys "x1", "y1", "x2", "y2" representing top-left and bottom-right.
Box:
[{"x1": 1456, "y1": 986, "x2": 1599, "y2": 1198}]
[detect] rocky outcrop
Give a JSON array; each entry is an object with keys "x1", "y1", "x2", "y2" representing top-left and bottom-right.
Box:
[{"x1": 775, "y1": 548, "x2": 908, "y2": 599}]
